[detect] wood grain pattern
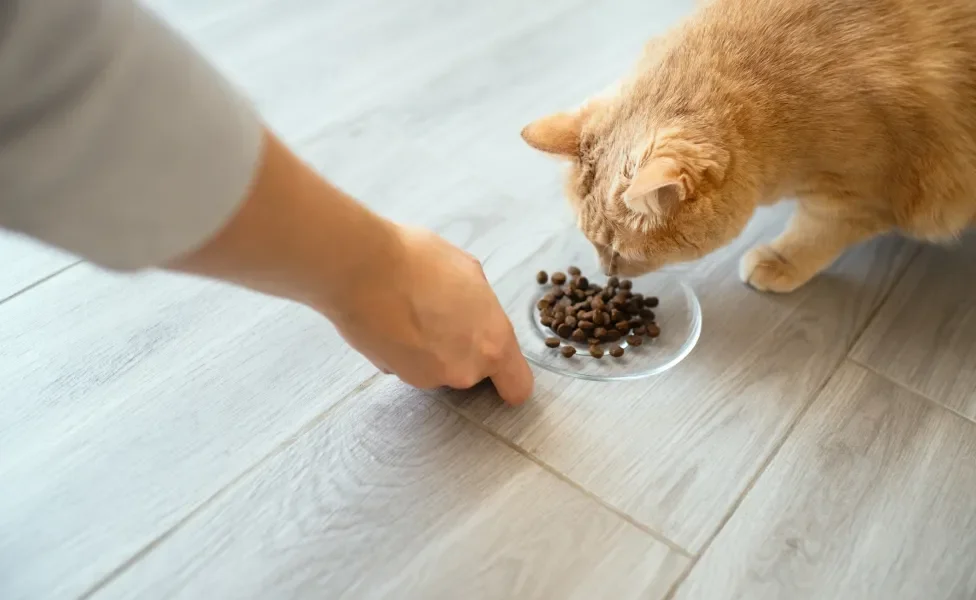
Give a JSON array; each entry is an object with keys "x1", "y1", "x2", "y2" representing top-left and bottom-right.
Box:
[
  {"x1": 674, "y1": 361, "x2": 976, "y2": 600},
  {"x1": 147, "y1": 0, "x2": 592, "y2": 145},
  {"x1": 96, "y1": 380, "x2": 688, "y2": 600},
  {"x1": 0, "y1": 232, "x2": 76, "y2": 302},
  {"x1": 442, "y1": 232, "x2": 916, "y2": 552},
  {"x1": 0, "y1": 265, "x2": 377, "y2": 600},
  {"x1": 850, "y1": 237, "x2": 976, "y2": 417}
]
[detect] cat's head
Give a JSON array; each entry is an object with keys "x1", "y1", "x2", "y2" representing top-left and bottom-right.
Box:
[{"x1": 520, "y1": 98, "x2": 755, "y2": 276}]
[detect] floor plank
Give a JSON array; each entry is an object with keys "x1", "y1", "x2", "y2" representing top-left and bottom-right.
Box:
[
  {"x1": 0, "y1": 265, "x2": 378, "y2": 600},
  {"x1": 0, "y1": 232, "x2": 76, "y2": 302},
  {"x1": 146, "y1": 0, "x2": 591, "y2": 144},
  {"x1": 94, "y1": 381, "x2": 689, "y2": 600},
  {"x1": 850, "y1": 237, "x2": 976, "y2": 418},
  {"x1": 674, "y1": 361, "x2": 976, "y2": 600},
  {"x1": 441, "y1": 231, "x2": 916, "y2": 552}
]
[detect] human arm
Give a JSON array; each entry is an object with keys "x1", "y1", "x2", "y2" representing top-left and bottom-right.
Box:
[{"x1": 0, "y1": 0, "x2": 533, "y2": 404}]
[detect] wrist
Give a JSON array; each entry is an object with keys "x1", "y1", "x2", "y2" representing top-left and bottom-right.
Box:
[{"x1": 170, "y1": 128, "x2": 407, "y2": 317}]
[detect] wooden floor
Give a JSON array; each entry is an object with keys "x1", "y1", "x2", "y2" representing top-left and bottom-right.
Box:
[{"x1": 2, "y1": 1, "x2": 975, "y2": 599}]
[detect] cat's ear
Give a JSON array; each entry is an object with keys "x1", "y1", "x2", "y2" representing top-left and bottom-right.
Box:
[
  {"x1": 520, "y1": 111, "x2": 582, "y2": 157},
  {"x1": 624, "y1": 136, "x2": 729, "y2": 216},
  {"x1": 623, "y1": 157, "x2": 689, "y2": 216}
]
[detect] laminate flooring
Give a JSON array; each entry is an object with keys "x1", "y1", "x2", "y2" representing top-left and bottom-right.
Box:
[{"x1": 2, "y1": 1, "x2": 974, "y2": 599}]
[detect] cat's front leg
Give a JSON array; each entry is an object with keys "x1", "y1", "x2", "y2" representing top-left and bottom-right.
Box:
[{"x1": 739, "y1": 205, "x2": 884, "y2": 293}]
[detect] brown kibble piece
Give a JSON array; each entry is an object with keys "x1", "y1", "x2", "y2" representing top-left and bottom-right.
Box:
[
  {"x1": 615, "y1": 321, "x2": 631, "y2": 334},
  {"x1": 552, "y1": 286, "x2": 565, "y2": 299},
  {"x1": 568, "y1": 266, "x2": 582, "y2": 276},
  {"x1": 545, "y1": 337, "x2": 561, "y2": 348},
  {"x1": 606, "y1": 330, "x2": 622, "y2": 342},
  {"x1": 589, "y1": 345, "x2": 605, "y2": 359},
  {"x1": 571, "y1": 328, "x2": 587, "y2": 343},
  {"x1": 593, "y1": 327, "x2": 608, "y2": 339},
  {"x1": 557, "y1": 323, "x2": 574, "y2": 338},
  {"x1": 640, "y1": 308, "x2": 656, "y2": 320},
  {"x1": 620, "y1": 279, "x2": 633, "y2": 290},
  {"x1": 644, "y1": 296, "x2": 659, "y2": 308},
  {"x1": 565, "y1": 315, "x2": 578, "y2": 328},
  {"x1": 543, "y1": 293, "x2": 556, "y2": 304},
  {"x1": 626, "y1": 334, "x2": 643, "y2": 346},
  {"x1": 633, "y1": 325, "x2": 647, "y2": 336},
  {"x1": 593, "y1": 311, "x2": 607, "y2": 326},
  {"x1": 610, "y1": 309, "x2": 625, "y2": 322},
  {"x1": 609, "y1": 346, "x2": 625, "y2": 358},
  {"x1": 629, "y1": 317, "x2": 643, "y2": 329},
  {"x1": 541, "y1": 316, "x2": 554, "y2": 327},
  {"x1": 579, "y1": 320, "x2": 594, "y2": 331},
  {"x1": 536, "y1": 271, "x2": 548, "y2": 285},
  {"x1": 551, "y1": 272, "x2": 567, "y2": 285},
  {"x1": 646, "y1": 323, "x2": 661, "y2": 338},
  {"x1": 588, "y1": 337, "x2": 602, "y2": 345},
  {"x1": 560, "y1": 345, "x2": 577, "y2": 358},
  {"x1": 552, "y1": 311, "x2": 566, "y2": 327},
  {"x1": 537, "y1": 299, "x2": 550, "y2": 311},
  {"x1": 607, "y1": 276, "x2": 619, "y2": 287},
  {"x1": 576, "y1": 276, "x2": 590, "y2": 290}
]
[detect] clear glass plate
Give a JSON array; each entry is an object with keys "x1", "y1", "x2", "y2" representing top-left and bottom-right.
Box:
[{"x1": 492, "y1": 227, "x2": 702, "y2": 381}]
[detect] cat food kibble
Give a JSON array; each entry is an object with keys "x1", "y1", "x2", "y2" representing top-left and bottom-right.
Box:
[{"x1": 535, "y1": 265, "x2": 662, "y2": 359}]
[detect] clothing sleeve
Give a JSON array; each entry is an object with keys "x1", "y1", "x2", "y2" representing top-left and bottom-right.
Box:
[{"x1": 0, "y1": 1, "x2": 264, "y2": 270}]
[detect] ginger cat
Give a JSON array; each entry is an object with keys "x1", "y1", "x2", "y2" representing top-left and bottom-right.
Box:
[{"x1": 520, "y1": 0, "x2": 976, "y2": 293}]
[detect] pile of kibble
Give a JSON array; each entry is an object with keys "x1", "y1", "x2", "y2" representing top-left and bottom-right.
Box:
[{"x1": 535, "y1": 267, "x2": 660, "y2": 359}]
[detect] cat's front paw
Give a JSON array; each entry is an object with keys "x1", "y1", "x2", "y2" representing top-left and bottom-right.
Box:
[{"x1": 739, "y1": 245, "x2": 810, "y2": 294}]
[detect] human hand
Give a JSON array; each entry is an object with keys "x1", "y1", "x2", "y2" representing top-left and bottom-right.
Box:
[{"x1": 322, "y1": 225, "x2": 534, "y2": 405}]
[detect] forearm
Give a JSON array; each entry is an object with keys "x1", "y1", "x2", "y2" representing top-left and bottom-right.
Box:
[{"x1": 169, "y1": 130, "x2": 404, "y2": 312}]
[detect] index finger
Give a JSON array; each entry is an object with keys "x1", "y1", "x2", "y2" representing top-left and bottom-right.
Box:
[{"x1": 488, "y1": 325, "x2": 534, "y2": 405}]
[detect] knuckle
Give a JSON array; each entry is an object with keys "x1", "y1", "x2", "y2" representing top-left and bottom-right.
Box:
[{"x1": 480, "y1": 339, "x2": 507, "y2": 364}]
